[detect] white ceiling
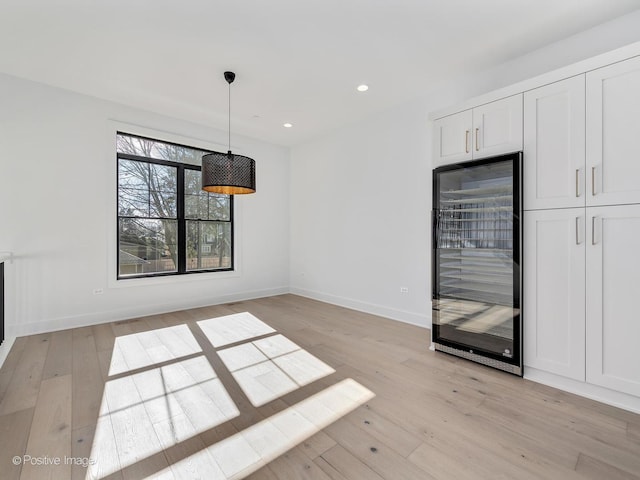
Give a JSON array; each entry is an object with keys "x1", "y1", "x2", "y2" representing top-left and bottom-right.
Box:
[{"x1": 1, "y1": 0, "x2": 639, "y2": 147}]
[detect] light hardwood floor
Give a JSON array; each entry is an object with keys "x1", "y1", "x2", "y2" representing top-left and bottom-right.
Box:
[{"x1": 0, "y1": 294, "x2": 639, "y2": 479}]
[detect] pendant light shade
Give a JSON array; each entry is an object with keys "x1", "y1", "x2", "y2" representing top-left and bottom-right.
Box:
[
  {"x1": 202, "y1": 71, "x2": 256, "y2": 194},
  {"x1": 201, "y1": 151, "x2": 256, "y2": 194}
]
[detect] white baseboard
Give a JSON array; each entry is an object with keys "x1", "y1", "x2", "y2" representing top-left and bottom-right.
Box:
[
  {"x1": 0, "y1": 337, "x2": 16, "y2": 370},
  {"x1": 289, "y1": 287, "x2": 431, "y2": 329},
  {"x1": 8, "y1": 286, "x2": 289, "y2": 338},
  {"x1": 524, "y1": 366, "x2": 640, "y2": 415}
]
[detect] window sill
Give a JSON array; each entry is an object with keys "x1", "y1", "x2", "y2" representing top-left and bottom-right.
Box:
[{"x1": 107, "y1": 268, "x2": 240, "y2": 289}]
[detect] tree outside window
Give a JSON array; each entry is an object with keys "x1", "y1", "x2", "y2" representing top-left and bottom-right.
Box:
[{"x1": 117, "y1": 133, "x2": 233, "y2": 279}]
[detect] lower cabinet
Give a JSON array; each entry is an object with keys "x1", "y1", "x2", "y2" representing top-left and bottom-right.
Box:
[
  {"x1": 586, "y1": 204, "x2": 640, "y2": 397},
  {"x1": 524, "y1": 208, "x2": 585, "y2": 380},
  {"x1": 525, "y1": 204, "x2": 640, "y2": 398}
]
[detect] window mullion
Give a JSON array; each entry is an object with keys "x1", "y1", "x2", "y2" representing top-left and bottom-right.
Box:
[{"x1": 177, "y1": 166, "x2": 186, "y2": 273}]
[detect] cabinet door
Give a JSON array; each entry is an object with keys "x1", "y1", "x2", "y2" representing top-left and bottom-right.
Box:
[
  {"x1": 586, "y1": 204, "x2": 640, "y2": 396},
  {"x1": 524, "y1": 209, "x2": 585, "y2": 380},
  {"x1": 587, "y1": 56, "x2": 640, "y2": 206},
  {"x1": 433, "y1": 110, "x2": 473, "y2": 166},
  {"x1": 472, "y1": 94, "x2": 523, "y2": 159},
  {"x1": 524, "y1": 76, "x2": 585, "y2": 210}
]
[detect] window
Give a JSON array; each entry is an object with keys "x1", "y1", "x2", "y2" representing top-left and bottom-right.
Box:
[{"x1": 117, "y1": 132, "x2": 233, "y2": 279}]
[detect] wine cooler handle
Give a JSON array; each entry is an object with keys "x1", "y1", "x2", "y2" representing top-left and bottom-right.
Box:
[
  {"x1": 432, "y1": 210, "x2": 438, "y2": 244},
  {"x1": 465, "y1": 130, "x2": 470, "y2": 154},
  {"x1": 475, "y1": 128, "x2": 480, "y2": 151}
]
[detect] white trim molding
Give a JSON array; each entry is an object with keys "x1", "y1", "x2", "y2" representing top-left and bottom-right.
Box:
[
  {"x1": 10, "y1": 286, "x2": 289, "y2": 338},
  {"x1": 289, "y1": 287, "x2": 431, "y2": 329}
]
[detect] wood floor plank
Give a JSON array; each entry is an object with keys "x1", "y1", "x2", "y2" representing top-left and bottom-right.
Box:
[
  {"x1": 84, "y1": 412, "x2": 123, "y2": 480},
  {"x1": 118, "y1": 451, "x2": 170, "y2": 480},
  {"x1": 261, "y1": 446, "x2": 333, "y2": 480},
  {"x1": 343, "y1": 403, "x2": 423, "y2": 458},
  {"x1": 628, "y1": 421, "x2": 640, "y2": 442},
  {"x1": 324, "y1": 417, "x2": 437, "y2": 480},
  {"x1": 316, "y1": 444, "x2": 385, "y2": 480},
  {"x1": 408, "y1": 442, "x2": 493, "y2": 480},
  {"x1": 72, "y1": 328, "x2": 103, "y2": 430},
  {"x1": 20, "y1": 374, "x2": 72, "y2": 480},
  {"x1": 71, "y1": 425, "x2": 100, "y2": 480},
  {"x1": 243, "y1": 464, "x2": 282, "y2": 480},
  {"x1": 0, "y1": 407, "x2": 34, "y2": 480},
  {"x1": 92, "y1": 323, "x2": 117, "y2": 353},
  {"x1": 42, "y1": 329, "x2": 73, "y2": 380},
  {"x1": 0, "y1": 371, "x2": 13, "y2": 404},
  {"x1": 312, "y1": 457, "x2": 350, "y2": 480},
  {"x1": 575, "y1": 452, "x2": 640, "y2": 480},
  {"x1": 0, "y1": 336, "x2": 28, "y2": 374},
  {"x1": 0, "y1": 334, "x2": 50, "y2": 415},
  {"x1": 478, "y1": 395, "x2": 640, "y2": 474},
  {"x1": 299, "y1": 431, "x2": 337, "y2": 459}
]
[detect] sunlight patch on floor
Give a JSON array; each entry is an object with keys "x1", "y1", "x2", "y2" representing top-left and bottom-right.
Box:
[
  {"x1": 218, "y1": 334, "x2": 336, "y2": 406},
  {"x1": 88, "y1": 356, "x2": 239, "y2": 479},
  {"x1": 155, "y1": 378, "x2": 375, "y2": 479},
  {"x1": 197, "y1": 312, "x2": 275, "y2": 348},
  {"x1": 109, "y1": 324, "x2": 202, "y2": 376},
  {"x1": 87, "y1": 313, "x2": 374, "y2": 480}
]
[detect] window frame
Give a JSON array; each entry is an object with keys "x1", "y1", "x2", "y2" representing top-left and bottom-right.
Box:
[{"x1": 116, "y1": 134, "x2": 234, "y2": 280}]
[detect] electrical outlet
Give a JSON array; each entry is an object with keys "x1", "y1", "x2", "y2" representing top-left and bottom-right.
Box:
[
  {"x1": 400, "y1": 287, "x2": 409, "y2": 293},
  {"x1": 93, "y1": 288, "x2": 104, "y2": 295}
]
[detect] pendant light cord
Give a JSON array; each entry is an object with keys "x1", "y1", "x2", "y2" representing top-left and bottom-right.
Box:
[{"x1": 228, "y1": 81, "x2": 231, "y2": 152}]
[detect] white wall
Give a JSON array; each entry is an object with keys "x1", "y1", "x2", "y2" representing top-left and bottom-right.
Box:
[
  {"x1": 289, "y1": 9, "x2": 640, "y2": 329},
  {"x1": 0, "y1": 73, "x2": 290, "y2": 337},
  {"x1": 290, "y1": 102, "x2": 432, "y2": 326}
]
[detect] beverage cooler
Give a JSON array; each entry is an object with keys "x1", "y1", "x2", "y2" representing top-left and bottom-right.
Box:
[{"x1": 431, "y1": 152, "x2": 522, "y2": 376}]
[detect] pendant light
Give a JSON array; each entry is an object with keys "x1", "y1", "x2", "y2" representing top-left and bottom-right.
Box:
[{"x1": 201, "y1": 71, "x2": 256, "y2": 194}]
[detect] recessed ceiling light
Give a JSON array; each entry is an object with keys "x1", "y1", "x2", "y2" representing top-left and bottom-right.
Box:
[
  {"x1": 283, "y1": 123, "x2": 293, "y2": 128},
  {"x1": 357, "y1": 84, "x2": 369, "y2": 92}
]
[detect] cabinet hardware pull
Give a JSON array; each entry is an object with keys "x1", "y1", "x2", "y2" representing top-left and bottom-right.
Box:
[
  {"x1": 591, "y1": 166, "x2": 596, "y2": 196},
  {"x1": 475, "y1": 128, "x2": 480, "y2": 151},
  {"x1": 576, "y1": 217, "x2": 581, "y2": 245},
  {"x1": 591, "y1": 216, "x2": 597, "y2": 245},
  {"x1": 465, "y1": 130, "x2": 469, "y2": 153},
  {"x1": 575, "y1": 169, "x2": 580, "y2": 197}
]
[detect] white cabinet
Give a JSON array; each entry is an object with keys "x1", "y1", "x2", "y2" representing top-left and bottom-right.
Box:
[
  {"x1": 523, "y1": 57, "x2": 640, "y2": 210},
  {"x1": 433, "y1": 95, "x2": 522, "y2": 166},
  {"x1": 525, "y1": 205, "x2": 640, "y2": 396},
  {"x1": 523, "y1": 76, "x2": 585, "y2": 210},
  {"x1": 524, "y1": 209, "x2": 585, "y2": 381},
  {"x1": 472, "y1": 94, "x2": 523, "y2": 159},
  {"x1": 586, "y1": 56, "x2": 640, "y2": 207},
  {"x1": 586, "y1": 204, "x2": 640, "y2": 397},
  {"x1": 433, "y1": 109, "x2": 473, "y2": 164}
]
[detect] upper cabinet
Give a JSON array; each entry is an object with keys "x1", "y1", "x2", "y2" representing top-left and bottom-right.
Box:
[
  {"x1": 524, "y1": 76, "x2": 586, "y2": 210},
  {"x1": 524, "y1": 55, "x2": 640, "y2": 210},
  {"x1": 472, "y1": 94, "x2": 523, "y2": 159},
  {"x1": 586, "y1": 56, "x2": 640, "y2": 207},
  {"x1": 433, "y1": 94, "x2": 523, "y2": 166},
  {"x1": 433, "y1": 109, "x2": 473, "y2": 165}
]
